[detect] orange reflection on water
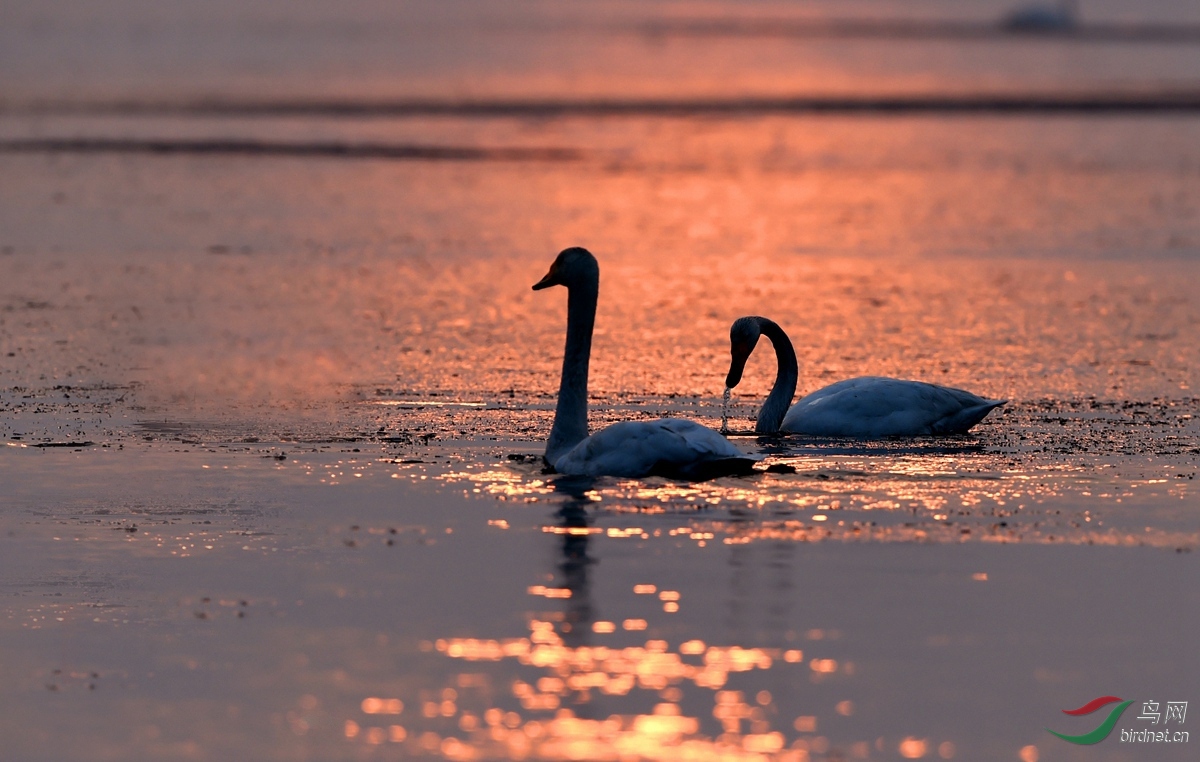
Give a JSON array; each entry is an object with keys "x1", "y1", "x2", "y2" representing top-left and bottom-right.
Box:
[
  {"x1": 542, "y1": 525, "x2": 602, "y2": 536},
  {"x1": 361, "y1": 697, "x2": 404, "y2": 715},
  {"x1": 606, "y1": 527, "x2": 644, "y2": 538},
  {"x1": 343, "y1": 595, "x2": 954, "y2": 761},
  {"x1": 528, "y1": 585, "x2": 573, "y2": 599},
  {"x1": 426, "y1": 446, "x2": 1196, "y2": 549},
  {"x1": 404, "y1": 619, "x2": 825, "y2": 759}
]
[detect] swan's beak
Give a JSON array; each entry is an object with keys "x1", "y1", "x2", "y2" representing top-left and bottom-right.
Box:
[
  {"x1": 532, "y1": 267, "x2": 558, "y2": 290},
  {"x1": 725, "y1": 362, "x2": 745, "y2": 389},
  {"x1": 725, "y1": 345, "x2": 751, "y2": 388}
]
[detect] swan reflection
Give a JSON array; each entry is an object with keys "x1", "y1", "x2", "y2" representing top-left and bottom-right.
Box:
[{"x1": 549, "y1": 478, "x2": 598, "y2": 648}]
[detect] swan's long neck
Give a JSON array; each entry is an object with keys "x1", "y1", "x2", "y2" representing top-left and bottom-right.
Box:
[
  {"x1": 546, "y1": 278, "x2": 598, "y2": 465},
  {"x1": 756, "y1": 318, "x2": 798, "y2": 433}
]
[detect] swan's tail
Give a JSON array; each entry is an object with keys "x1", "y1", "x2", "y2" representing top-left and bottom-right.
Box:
[{"x1": 932, "y1": 399, "x2": 1007, "y2": 435}]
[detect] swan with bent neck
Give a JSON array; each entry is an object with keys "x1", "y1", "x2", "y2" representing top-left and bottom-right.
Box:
[
  {"x1": 726, "y1": 316, "x2": 1006, "y2": 437},
  {"x1": 535, "y1": 248, "x2": 755, "y2": 478}
]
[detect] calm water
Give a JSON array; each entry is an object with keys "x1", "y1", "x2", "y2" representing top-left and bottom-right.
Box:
[{"x1": 2, "y1": 2, "x2": 1199, "y2": 761}]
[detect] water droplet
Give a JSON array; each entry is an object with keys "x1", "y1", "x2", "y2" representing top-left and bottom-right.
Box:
[{"x1": 721, "y1": 387, "x2": 731, "y2": 434}]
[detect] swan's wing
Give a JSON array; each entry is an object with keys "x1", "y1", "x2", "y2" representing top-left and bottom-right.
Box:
[
  {"x1": 782, "y1": 377, "x2": 1005, "y2": 437},
  {"x1": 554, "y1": 419, "x2": 751, "y2": 478},
  {"x1": 928, "y1": 398, "x2": 1006, "y2": 434}
]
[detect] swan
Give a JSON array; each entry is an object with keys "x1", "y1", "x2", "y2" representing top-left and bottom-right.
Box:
[
  {"x1": 534, "y1": 247, "x2": 755, "y2": 478},
  {"x1": 725, "y1": 316, "x2": 1006, "y2": 437},
  {"x1": 1002, "y1": 0, "x2": 1078, "y2": 32}
]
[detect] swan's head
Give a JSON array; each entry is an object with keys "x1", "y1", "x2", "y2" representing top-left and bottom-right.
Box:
[
  {"x1": 533, "y1": 247, "x2": 599, "y2": 291},
  {"x1": 725, "y1": 316, "x2": 763, "y2": 388}
]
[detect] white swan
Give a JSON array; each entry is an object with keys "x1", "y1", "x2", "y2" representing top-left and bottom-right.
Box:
[
  {"x1": 725, "y1": 316, "x2": 1006, "y2": 437},
  {"x1": 534, "y1": 248, "x2": 755, "y2": 478}
]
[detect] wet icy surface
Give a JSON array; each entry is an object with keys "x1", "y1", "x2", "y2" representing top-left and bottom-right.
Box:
[
  {"x1": 3, "y1": 136, "x2": 1199, "y2": 759},
  {"x1": 2, "y1": 433, "x2": 1197, "y2": 761}
]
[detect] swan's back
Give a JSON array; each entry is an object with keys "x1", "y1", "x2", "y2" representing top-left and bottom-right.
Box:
[
  {"x1": 781, "y1": 376, "x2": 1005, "y2": 437},
  {"x1": 554, "y1": 419, "x2": 749, "y2": 478}
]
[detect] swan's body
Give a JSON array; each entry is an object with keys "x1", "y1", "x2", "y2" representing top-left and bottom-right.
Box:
[
  {"x1": 726, "y1": 316, "x2": 1006, "y2": 437},
  {"x1": 553, "y1": 418, "x2": 749, "y2": 478},
  {"x1": 782, "y1": 376, "x2": 1004, "y2": 437},
  {"x1": 535, "y1": 248, "x2": 754, "y2": 478}
]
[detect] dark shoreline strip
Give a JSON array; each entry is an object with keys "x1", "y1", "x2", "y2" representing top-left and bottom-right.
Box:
[
  {"x1": 0, "y1": 139, "x2": 583, "y2": 161},
  {"x1": 7, "y1": 93, "x2": 1200, "y2": 118},
  {"x1": 636, "y1": 19, "x2": 1200, "y2": 43}
]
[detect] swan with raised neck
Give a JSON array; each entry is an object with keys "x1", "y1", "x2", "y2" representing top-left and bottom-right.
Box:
[
  {"x1": 533, "y1": 248, "x2": 756, "y2": 478},
  {"x1": 533, "y1": 247, "x2": 599, "y2": 465},
  {"x1": 725, "y1": 315, "x2": 1006, "y2": 437}
]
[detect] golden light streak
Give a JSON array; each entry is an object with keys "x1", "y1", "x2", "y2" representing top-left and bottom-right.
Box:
[
  {"x1": 389, "y1": 620, "x2": 933, "y2": 760},
  {"x1": 361, "y1": 697, "x2": 403, "y2": 715},
  {"x1": 810, "y1": 659, "x2": 838, "y2": 674},
  {"x1": 899, "y1": 737, "x2": 929, "y2": 758},
  {"x1": 527, "y1": 586, "x2": 573, "y2": 599}
]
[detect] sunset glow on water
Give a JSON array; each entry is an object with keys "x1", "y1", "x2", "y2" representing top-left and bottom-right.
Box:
[{"x1": 2, "y1": 1, "x2": 1199, "y2": 760}]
